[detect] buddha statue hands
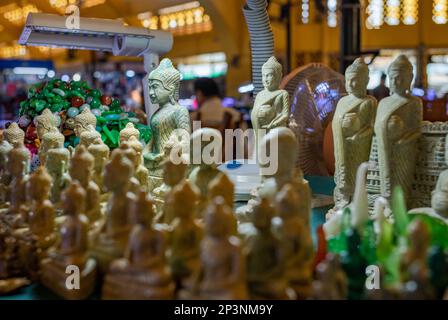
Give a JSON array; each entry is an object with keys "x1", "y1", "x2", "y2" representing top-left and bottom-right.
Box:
[
  {"x1": 102, "y1": 191, "x2": 175, "y2": 299},
  {"x1": 143, "y1": 58, "x2": 191, "y2": 190},
  {"x1": 191, "y1": 197, "x2": 248, "y2": 300},
  {"x1": 41, "y1": 181, "x2": 97, "y2": 300}
]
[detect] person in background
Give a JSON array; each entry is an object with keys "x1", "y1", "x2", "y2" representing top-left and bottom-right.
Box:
[
  {"x1": 193, "y1": 77, "x2": 240, "y2": 130},
  {"x1": 371, "y1": 73, "x2": 390, "y2": 102}
]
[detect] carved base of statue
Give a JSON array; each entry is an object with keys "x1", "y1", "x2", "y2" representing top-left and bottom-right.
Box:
[
  {"x1": 40, "y1": 257, "x2": 97, "y2": 300},
  {"x1": 102, "y1": 259, "x2": 175, "y2": 300}
]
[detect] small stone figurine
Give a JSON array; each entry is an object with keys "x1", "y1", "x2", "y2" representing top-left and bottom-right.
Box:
[
  {"x1": 168, "y1": 181, "x2": 203, "y2": 292},
  {"x1": 128, "y1": 136, "x2": 150, "y2": 192},
  {"x1": 374, "y1": 55, "x2": 422, "y2": 205},
  {"x1": 191, "y1": 197, "x2": 248, "y2": 300},
  {"x1": 116, "y1": 142, "x2": 142, "y2": 194},
  {"x1": 245, "y1": 197, "x2": 292, "y2": 299},
  {"x1": 87, "y1": 142, "x2": 110, "y2": 194},
  {"x1": 46, "y1": 147, "x2": 71, "y2": 204},
  {"x1": 74, "y1": 108, "x2": 97, "y2": 138},
  {"x1": 0, "y1": 133, "x2": 12, "y2": 204},
  {"x1": 274, "y1": 184, "x2": 314, "y2": 299},
  {"x1": 4, "y1": 122, "x2": 25, "y2": 147},
  {"x1": 311, "y1": 253, "x2": 348, "y2": 300},
  {"x1": 102, "y1": 191, "x2": 175, "y2": 300},
  {"x1": 40, "y1": 128, "x2": 65, "y2": 167},
  {"x1": 153, "y1": 159, "x2": 188, "y2": 222},
  {"x1": 40, "y1": 181, "x2": 97, "y2": 300},
  {"x1": 6, "y1": 141, "x2": 31, "y2": 225},
  {"x1": 208, "y1": 173, "x2": 238, "y2": 234},
  {"x1": 90, "y1": 150, "x2": 134, "y2": 274},
  {"x1": 189, "y1": 128, "x2": 222, "y2": 216},
  {"x1": 68, "y1": 145, "x2": 102, "y2": 225},
  {"x1": 331, "y1": 58, "x2": 377, "y2": 213},
  {"x1": 119, "y1": 122, "x2": 140, "y2": 144},
  {"x1": 77, "y1": 125, "x2": 102, "y2": 150},
  {"x1": 143, "y1": 58, "x2": 191, "y2": 191},
  {"x1": 251, "y1": 56, "x2": 290, "y2": 158},
  {"x1": 35, "y1": 109, "x2": 57, "y2": 141},
  {"x1": 430, "y1": 137, "x2": 448, "y2": 219}
]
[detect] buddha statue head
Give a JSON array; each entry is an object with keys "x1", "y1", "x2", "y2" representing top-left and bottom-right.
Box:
[
  {"x1": 0, "y1": 132, "x2": 12, "y2": 169},
  {"x1": 35, "y1": 109, "x2": 56, "y2": 139},
  {"x1": 8, "y1": 141, "x2": 30, "y2": 177},
  {"x1": 79, "y1": 125, "x2": 102, "y2": 147},
  {"x1": 69, "y1": 145, "x2": 94, "y2": 186},
  {"x1": 388, "y1": 54, "x2": 413, "y2": 96},
  {"x1": 262, "y1": 56, "x2": 282, "y2": 92},
  {"x1": 251, "y1": 197, "x2": 274, "y2": 231},
  {"x1": 27, "y1": 166, "x2": 52, "y2": 202},
  {"x1": 74, "y1": 108, "x2": 97, "y2": 137},
  {"x1": 162, "y1": 158, "x2": 187, "y2": 187},
  {"x1": 120, "y1": 122, "x2": 140, "y2": 144},
  {"x1": 204, "y1": 196, "x2": 232, "y2": 238},
  {"x1": 208, "y1": 173, "x2": 234, "y2": 208},
  {"x1": 104, "y1": 151, "x2": 134, "y2": 192},
  {"x1": 4, "y1": 122, "x2": 25, "y2": 147},
  {"x1": 148, "y1": 58, "x2": 181, "y2": 106},
  {"x1": 345, "y1": 58, "x2": 369, "y2": 97},
  {"x1": 259, "y1": 127, "x2": 297, "y2": 178},
  {"x1": 169, "y1": 181, "x2": 198, "y2": 220},
  {"x1": 132, "y1": 190, "x2": 155, "y2": 226},
  {"x1": 62, "y1": 181, "x2": 86, "y2": 216}
]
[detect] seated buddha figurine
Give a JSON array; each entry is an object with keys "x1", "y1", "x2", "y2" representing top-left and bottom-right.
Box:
[
  {"x1": 143, "y1": 58, "x2": 191, "y2": 191},
  {"x1": 4, "y1": 123, "x2": 25, "y2": 148},
  {"x1": 4, "y1": 141, "x2": 31, "y2": 227},
  {"x1": 245, "y1": 197, "x2": 292, "y2": 299},
  {"x1": 35, "y1": 109, "x2": 57, "y2": 142},
  {"x1": 40, "y1": 181, "x2": 97, "y2": 300},
  {"x1": 74, "y1": 108, "x2": 97, "y2": 139},
  {"x1": 46, "y1": 146, "x2": 71, "y2": 204},
  {"x1": 19, "y1": 167, "x2": 56, "y2": 279},
  {"x1": 90, "y1": 151, "x2": 134, "y2": 274},
  {"x1": 128, "y1": 136, "x2": 150, "y2": 192},
  {"x1": 68, "y1": 145, "x2": 102, "y2": 229},
  {"x1": 331, "y1": 58, "x2": 377, "y2": 214},
  {"x1": 102, "y1": 191, "x2": 175, "y2": 300},
  {"x1": 119, "y1": 122, "x2": 140, "y2": 145},
  {"x1": 40, "y1": 127, "x2": 65, "y2": 167},
  {"x1": 274, "y1": 184, "x2": 314, "y2": 299},
  {"x1": 153, "y1": 159, "x2": 187, "y2": 222},
  {"x1": 87, "y1": 142, "x2": 110, "y2": 194},
  {"x1": 167, "y1": 181, "x2": 203, "y2": 292},
  {"x1": 190, "y1": 197, "x2": 248, "y2": 300},
  {"x1": 77, "y1": 125, "x2": 102, "y2": 151},
  {"x1": 374, "y1": 55, "x2": 422, "y2": 205},
  {"x1": 0, "y1": 133, "x2": 12, "y2": 205},
  {"x1": 189, "y1": 128, "x2": 222, "y2": 217},
  {"x1": 116, "y1": 142, "x2": 142, "y2": 194},
  {"x1": 251, "y1": 56, "x2": 290, "y2": 159}
]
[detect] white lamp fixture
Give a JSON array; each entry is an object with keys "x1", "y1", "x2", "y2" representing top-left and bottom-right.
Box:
[{"x1": 19, "y1": 12, "x2": 174, "y2": 121}]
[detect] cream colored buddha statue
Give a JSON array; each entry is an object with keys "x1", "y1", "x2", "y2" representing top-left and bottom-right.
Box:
[
  {"x1": 87, "y1": 142, "x2": 110, "y2": 194},
  {"x1": 74, "y1": 108, "x2": 97, "y2": 138},
  {"x1": 374, "y1": 55, "x2": 422, "y2": 204},
  {"x1": 143, "y1": 58, "x2": 191, "y2": 190},
  {"x1": 153, "y1": 159, "x2": 188, "y2": 222},
  {"x1": 6, "y1": 141, "x2": 30, "y2": 225},
  {"x1": 191, "y1": 197, "x2": 248, "y2": 300},
  {"x1": 102, "y1": 190, "x2": 175, "y2": 300},
  {"x1": 68, "y1": 145, "x2": 102, "y2": 225},
  {"x1": 245, "y1": 197, "x2": 292, "y2": 299},
  {"x1": 119, "y1": 122, "x2": 140, "y2": 144},
  {"x1": 251, "y1": 56, "x2": 290, "y2": 158},
  {"x1": 128, "y1": 136, "x2": 150, "y2": 192},
  {"x1": 90, "y1": 151, "x2": 134, "y2": 274},
  {"x1": 46, "y1": 147, "x2": 70, "y2": 204},
  {"x1": 274, "y1": 184, "x2": 314, "y2": 299},
  {"x1": 331, "y1": 58, "x2": 377, "y2": 213},
  {"x1": 77, "y1": 125, "x2": 102, "y2": 150},
  {"x1": 189, "y1": 128, "x2": 222, "y2": 216},
  {"x1": 4, "y1": 122, "x2": 25, "y2": 147},
  {"x1": 39, "y1": 128, "x2": 65, "y2": 167},
  {"x1": 167, "y1": 181, "x2": 203, "y2": 293},
  {"x1": 41, "y1": 181, "x2": 97, "y2": 300},
  {"x1": 116, "y1": 142, "x2": 142, "y2": 194},
  {"x1": 35, "y1": 109, "x2": 57, "y2": 141},
  {"x1": 0, "y1": 133, "x2": 12, "y2": 204},
  {"x1": 19, "y1": 167, "x2": 56, "y2": 279}
]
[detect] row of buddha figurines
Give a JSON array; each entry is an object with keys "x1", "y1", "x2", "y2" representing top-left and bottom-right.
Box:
[
  {"x1": 330, "y1": 54, "x2": 428, "y2": 217},
  {"x1": 0, "y1": 151, "x2": 316, "y2": 300}
]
